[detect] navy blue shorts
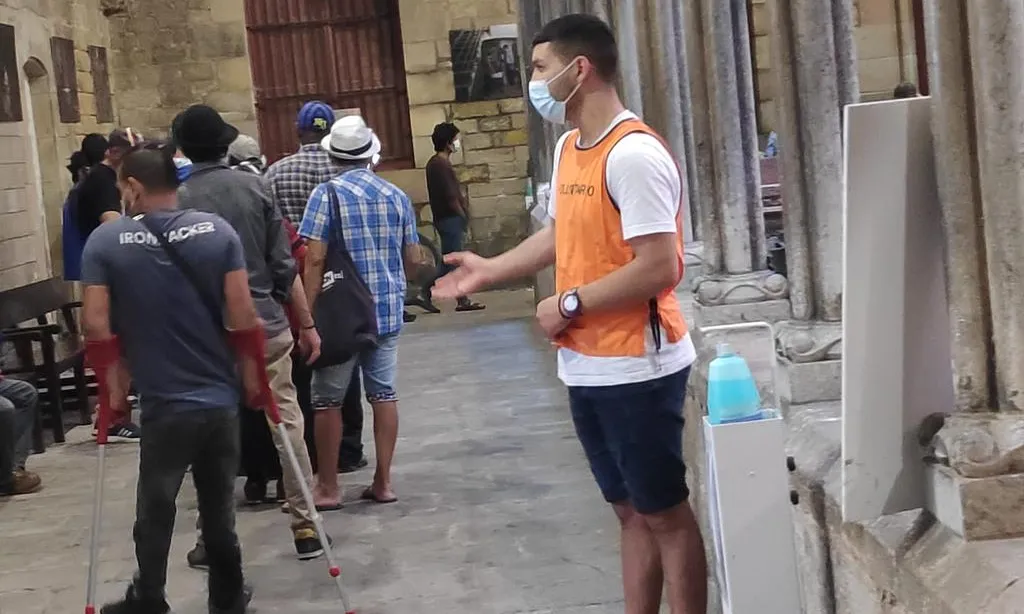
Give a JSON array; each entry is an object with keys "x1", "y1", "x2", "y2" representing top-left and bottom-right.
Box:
[{"x1": 568, "y1": 367, "x2": 691, "y2": 515}]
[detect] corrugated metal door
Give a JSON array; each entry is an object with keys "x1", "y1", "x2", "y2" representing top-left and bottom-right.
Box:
[{"x1": 244, "y1": 0, "x2": 413, "y2": 167}]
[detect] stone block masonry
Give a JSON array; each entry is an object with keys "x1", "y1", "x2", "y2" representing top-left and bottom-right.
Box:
[
  {"x1": 0, "y1": 0, "x2": 120, "y2": 289},
  {"x1": 395, "y1": 0, "x2": 530, "y2": 257}
]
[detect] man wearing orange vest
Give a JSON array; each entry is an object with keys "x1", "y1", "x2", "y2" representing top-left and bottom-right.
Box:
[{"x1": 432, "y1": 13, "x2": 707, "y2": 614}]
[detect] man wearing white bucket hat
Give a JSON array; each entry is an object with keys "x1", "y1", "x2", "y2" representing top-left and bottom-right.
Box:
[{"x1": 299, "y1": 115, "x2": 426, "y2": 508}]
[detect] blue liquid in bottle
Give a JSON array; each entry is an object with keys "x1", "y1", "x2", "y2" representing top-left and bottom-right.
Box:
[{"x1": 707, "y1": 343, "x2": 762, "y2": 425}]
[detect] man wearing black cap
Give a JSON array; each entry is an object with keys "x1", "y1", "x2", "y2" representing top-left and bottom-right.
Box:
[
  {"x1": 77, "y1": 128, "x2": 143, "y2": 443},
  {"x1": 173, "y1": 104, "x2": 327, "y2": 562}
]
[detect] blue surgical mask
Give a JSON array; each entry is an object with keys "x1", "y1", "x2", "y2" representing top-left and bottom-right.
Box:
[{"x1": 528, "y1": 59, "x2": 583, "y2": 125}]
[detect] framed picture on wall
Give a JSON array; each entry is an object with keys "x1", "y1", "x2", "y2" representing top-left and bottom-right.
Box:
[
  {"x1": 0, "y1": 23, "x2": 24, "y2": 123},
  {"x1": 449, "y1": 24, "x2": 523, "y2": 103}
]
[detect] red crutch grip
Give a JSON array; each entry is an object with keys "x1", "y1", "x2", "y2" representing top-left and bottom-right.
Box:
[
  {"x1": 228, "y1": 327, "x2": 281, "y2": 425},
  {"x1": 86, "y1": 337, "x2": 122, "y2": 446}
]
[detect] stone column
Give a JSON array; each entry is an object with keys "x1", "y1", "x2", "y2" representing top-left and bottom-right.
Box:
[
  {"x1": 926, "y1": 0, "x2": 1024, "y2": 412},
  {"x1": 767, "y1": 0, "x2": 857, "y2": 406},
  {"x1": 691, "y1": 0, "x2": 790, "y2": 326}
]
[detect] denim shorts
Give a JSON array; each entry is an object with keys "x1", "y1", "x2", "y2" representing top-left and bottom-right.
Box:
[
  {"x1": 568, "y1": 367, "x2": 691, "y2": 515},
  {"x1": 311, "y1": 332, "x2": 400, "y2": 408}
]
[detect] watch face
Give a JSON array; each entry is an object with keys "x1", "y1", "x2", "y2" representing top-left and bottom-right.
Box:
[{"x1": 562, "y1": 293, "x2": 579, "y2": 313}]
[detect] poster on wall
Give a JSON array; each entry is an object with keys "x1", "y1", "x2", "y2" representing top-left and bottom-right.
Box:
[
  {"x1": 449, "y1": 24, "x2": 523, "y2": 103},
  {"x1": 0, "y1": 23, "x2": 23, "y2": 123}
]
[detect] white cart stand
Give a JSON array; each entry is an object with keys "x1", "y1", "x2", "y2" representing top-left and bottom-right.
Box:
[{"x1": 701, "y1": 322, "x2": 802, "y2": 614}]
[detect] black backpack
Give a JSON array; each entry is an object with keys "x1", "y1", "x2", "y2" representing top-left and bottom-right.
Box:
[{"x1": 309, "y1": 185, "x2": 378, "y2": 369}]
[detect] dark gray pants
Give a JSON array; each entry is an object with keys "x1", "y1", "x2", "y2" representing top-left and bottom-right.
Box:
[
  {"x1": 0, "y1": 378, "x2": 37, "y2": 490},
  {"x1": 133, "y1": 410, "x2": 244, "y2": 609}
]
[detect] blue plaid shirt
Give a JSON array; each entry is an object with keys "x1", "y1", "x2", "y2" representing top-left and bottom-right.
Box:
[{"x1": 299, "y1": 168, "x2": 418, "y2": 336}]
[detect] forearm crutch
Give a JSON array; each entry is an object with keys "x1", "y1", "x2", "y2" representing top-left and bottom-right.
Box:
[
  {"x1": 231, "y1": 328, "x2": 356, "y2": 614},
  {"x1": 83, "y1": 337, "x2": 121, "y2": 614}
]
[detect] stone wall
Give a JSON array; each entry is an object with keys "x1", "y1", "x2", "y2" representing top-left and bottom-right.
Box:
[
  {"x1": 397, "y1": 0, "x2": 529, "y2": 256},
  {"x1": 106, "y1": 0, "x2": 255, "y2": 140},
  {"x1": 0, "y1": 0, "x2": 117, "y2": 289},
  {"x1": 753, "y1": 0, "x2": 920, "y2": 132}
]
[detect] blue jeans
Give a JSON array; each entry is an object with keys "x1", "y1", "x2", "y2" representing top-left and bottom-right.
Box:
[
  {"x1": 568, "y1": 367, "x2": 691, "y2": 515},
  {"x1": 312, "y1": 332, "x2": 401, "y2": 408},
  {"x1": 0, "y1": 378, "x2": 38, "y2": 488}
]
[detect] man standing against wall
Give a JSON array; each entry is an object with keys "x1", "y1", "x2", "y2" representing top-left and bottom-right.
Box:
[
  {"x1": 424, "y1": 122, "x2": 484, "y2": 312},
  {"x1": 433, "y1": 14, "x2": 707, "y2": 614},
  {"x1": 265, "y1": 101, "x2": 369, "y2": 474},
  {"x1": 173, "y1": 104, "x2": 327, "y2": 561}
]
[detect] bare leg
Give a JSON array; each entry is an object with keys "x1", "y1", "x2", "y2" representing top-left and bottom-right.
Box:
[
  {"x1": 368, "y1": 400, "x2": 398, "y2": 501},
  {"x1": 644, "y1": 502, "x2": 708, "y2": 614},
  {"x1": 313, "y1": 408, "x2": 342, "y2": 507},
  {"x1": 614, "y1": 502, "x2": 663, "y2": 614}
]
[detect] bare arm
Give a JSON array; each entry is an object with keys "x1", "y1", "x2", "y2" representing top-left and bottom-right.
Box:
[
  {"x1": 82, "y1": 285, "x2": 114, "y2": 340},
  {"x1": 223, "y1": 269, "x2": 261, "y2": 331},
  {"x1": 100, "y1": 211, "x2": 121, "y2": 224},
  {"x1": 288, "y1": 276, "x2": 315, "y2": 329},
  {"x1": 303, "y1": 239, "x2": 327, "y2": 310},
  {"x1": 576, "y1": 233, "x2": 679, "y2": 314}
]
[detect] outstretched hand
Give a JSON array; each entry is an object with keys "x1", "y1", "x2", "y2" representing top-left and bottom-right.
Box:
[{"x1": 431, "y1": 251, "x2": 495, "y2": 299}]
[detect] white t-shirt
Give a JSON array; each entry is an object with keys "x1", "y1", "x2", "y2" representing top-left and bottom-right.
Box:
[{"x1": 545, "y1": 110, "x2": 696, "y2": 387}]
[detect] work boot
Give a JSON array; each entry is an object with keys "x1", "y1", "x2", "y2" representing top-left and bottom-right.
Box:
[
  {"x1": 0, "y1": 470, "x2": 42, "y2": 496},
  {"x1": 100, "y1": 585, "x2": 170, "y2": 614}
]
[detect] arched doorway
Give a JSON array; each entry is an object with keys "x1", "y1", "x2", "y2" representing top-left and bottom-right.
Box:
[{"x1": 24, "y1": 57, "x2": 63, "y2": 276}]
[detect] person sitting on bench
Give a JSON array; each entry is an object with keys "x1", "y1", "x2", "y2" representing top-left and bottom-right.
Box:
[{"x1": 0, "y1": 368, "x2": 42, "y2": 497}]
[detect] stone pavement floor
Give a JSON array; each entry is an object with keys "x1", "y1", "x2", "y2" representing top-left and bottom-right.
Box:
[{"x1": 0, "y1": 289, "x2": 634, "y2": 614}]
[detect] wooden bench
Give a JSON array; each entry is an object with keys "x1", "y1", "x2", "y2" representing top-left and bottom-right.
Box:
[{"x1": 0, "y1": 279, "x2": 92, "y2": 451}]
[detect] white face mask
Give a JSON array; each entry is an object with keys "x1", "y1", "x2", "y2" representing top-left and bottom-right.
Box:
[
  {"x1": 452, "y1": 139, "x2": 461, "y2": 153},
  {"x1": 528, "y1": 58, "x2": 583, "y2": 125}
]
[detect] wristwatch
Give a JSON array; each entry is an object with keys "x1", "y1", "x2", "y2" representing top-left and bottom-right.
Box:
[{"x1": 559, "y1": 288, "x2": 583, "y2": 320}]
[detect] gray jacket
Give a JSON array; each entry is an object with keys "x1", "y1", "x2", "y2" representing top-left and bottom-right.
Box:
[{"x1": 178, "y1": 161, "x2": 295, "y2": 337}]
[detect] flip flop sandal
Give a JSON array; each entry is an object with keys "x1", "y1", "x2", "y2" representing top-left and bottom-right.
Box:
[
  {"x1": 315, "y1": 502, "x2": 344, "y2": 512},
  {"x1": 455, "y1": 302, "x2": 486, "y2": 312},
  {"x1": 361, "y1": 487, "x2": 398, "y2": 504}
]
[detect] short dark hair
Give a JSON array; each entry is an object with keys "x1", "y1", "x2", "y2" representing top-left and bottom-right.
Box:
[
  {"x1": 180, "y1": 144, "x2": 228, "y2": 164},
  {"x1": 120, "y1": 141, "x2": 179, "y2": 193},
  {"x1": 431, "y1": 122, "x2": 460, "y2": 152},
  {"x1": 533, "y1": 13, "x2": 618, "y2": 82},
  {"x1": 80, "y1": 133, "x2": 109, "y2": 166}
]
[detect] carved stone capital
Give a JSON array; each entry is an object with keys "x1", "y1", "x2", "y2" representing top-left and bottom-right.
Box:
[
  {"x1": 924, "y1": 412, "x2": 1024, "y2": 479},
  {"x1": 774, "y1": 320, "x2": 842, "y2": 363},
  {"x1": 693, "y1": 270, "x2": 789, "y2": 306}
]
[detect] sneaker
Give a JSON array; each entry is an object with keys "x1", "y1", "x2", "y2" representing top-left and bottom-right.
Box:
[
  {"x1": 186, "y1": 543, "x2": 209, "y2": 570},
  {"x1": 210, "y1": 584, "x2": 253, "y2": 614},
  {"x1": 294, "y1": 528, "x2": 325, "y2": 561},
  {"x1": 100, "y1": 585, "x2": 170, "y2": 614},
  {"x1": 0, "y1": 470, "x2": 42, "y2": 496},
  {"x1": 96, "y1": 422, "x2": 141, "y2": 443}
]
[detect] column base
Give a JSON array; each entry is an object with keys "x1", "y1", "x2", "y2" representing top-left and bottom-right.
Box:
[
  {"x1": 693, "y1": 270, "x2": 791, "y2": 326},
  {"x1": 774, "y1": 320, "x2": 843, "y2": 406}
]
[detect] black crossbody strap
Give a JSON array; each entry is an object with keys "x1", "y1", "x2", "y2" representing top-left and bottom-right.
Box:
[{"x1": 138, "y1": 215, "x2": 224, "y2": 329}]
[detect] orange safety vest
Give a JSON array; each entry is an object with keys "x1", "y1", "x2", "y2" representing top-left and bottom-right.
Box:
[{"x1": 554, "y1": 118, "x2": 688, "y2": 358}]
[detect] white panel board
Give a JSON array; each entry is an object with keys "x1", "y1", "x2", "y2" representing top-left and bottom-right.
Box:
[
  {"x1": 841, "y1": 98, "x2": 956, "y2": 522},
  {"x1": 704, "y1": 416, "x2": 801, "y2": 614}
]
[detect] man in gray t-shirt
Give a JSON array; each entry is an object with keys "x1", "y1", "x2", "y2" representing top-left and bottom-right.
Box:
[
  {"x1": 82, "y1": 211, "x2": 245, "y2": 416},
  {"x1": 82, "y1": 144, "x2": 259, "y2": 614}
]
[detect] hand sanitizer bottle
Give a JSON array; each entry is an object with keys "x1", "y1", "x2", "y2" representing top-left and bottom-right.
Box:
[{"x1": 707, "y1": 343, "x2": 762, "y2": 424}]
